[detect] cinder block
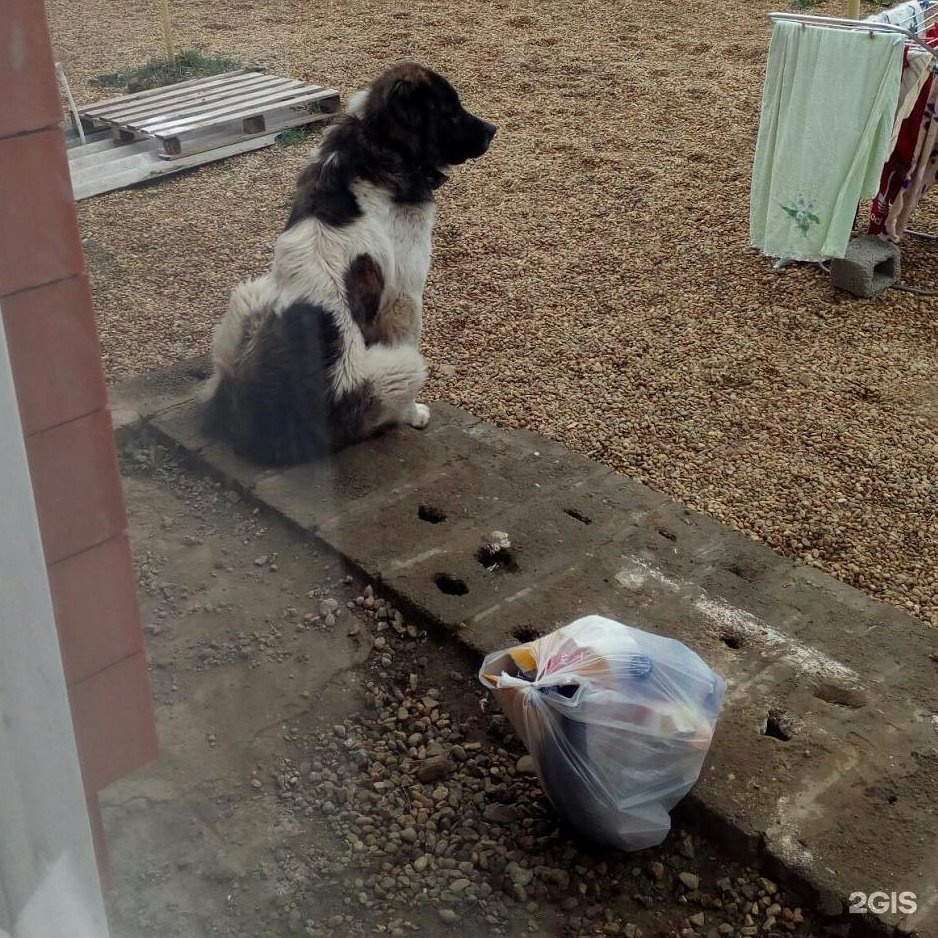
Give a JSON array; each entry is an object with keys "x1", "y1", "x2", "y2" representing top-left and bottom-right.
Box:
[{"x1": 830, "y1": 235, "x2": 900, "y2": 298}]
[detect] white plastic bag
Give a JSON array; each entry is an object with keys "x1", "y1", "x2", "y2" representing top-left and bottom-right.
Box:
[{"x1": 478, "y1": 615, "x2": 726, "y2": 851}]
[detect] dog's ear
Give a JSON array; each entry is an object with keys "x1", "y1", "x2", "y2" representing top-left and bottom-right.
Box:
[{"x1": 371, "y1": 64, "x2": 431, "y2": 130}]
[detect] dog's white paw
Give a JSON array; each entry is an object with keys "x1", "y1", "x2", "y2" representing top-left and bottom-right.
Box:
[{"x1": 407, "y1": 402, "x2": 431, "y2": 429}]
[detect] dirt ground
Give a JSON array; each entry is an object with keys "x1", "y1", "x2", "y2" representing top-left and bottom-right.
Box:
[
  {"x1": 45, "y1": 0, "x2": 938, "y2": 632},
  {"x1": 105, "y1": 452, "x2": 826, "y2": 938}
]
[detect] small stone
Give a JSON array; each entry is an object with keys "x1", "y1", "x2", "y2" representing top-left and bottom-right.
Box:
[
  {"x1": 438, "y1": 909, "x2": 457, "y2": 925},
  {"x1": 254, "y1": 555, "x2": 268, "y2": 566},
  {"x1": 413, "y1": 855, "x2": 429, "y2": 873},
  {"x1": 648, "y1": 861, "x2": 665, "y2": 882},
  {"x1": 450, "y1": 878, "x2": 471, "y2": 894},
  {"x1": 507, "y1": 862, "x2": 534, "y2": 887},
  {"x1": 418, "y1": 758, "x2": 454, "y2": 784},
  {"x1": 689, "y1": 912, "x2": 705, "y2": 927},
  {"x1": 334, "y1": 724, "x2": 347, "y2": 739},
  {"x1": 515, "y1": 754, "x2": 537, "y2": 775},
  {"x1": 251, "y1": 779, "x2": 262, "y2": 789},
  {"x1": 400, "y1": 827, "x2": 418, "y2": 843},
  {"x1": 483, "y1": 803, "x2": 519, "y2": 824},
  {"x1": 319, "y1": 598, "x2": 339, "y2": 617},
  {"x1": 432, "y1": 786, "x2": 448, "y2": 803},
  {"x1": 363, "y1": 585, "x2": 374, "y2": 599},
  {"x1": 347, "y1": 624, "x2": 361, "y2": 637},
  {"x1": 678, "y1": 872, "x2": 700, "y2": 891}
]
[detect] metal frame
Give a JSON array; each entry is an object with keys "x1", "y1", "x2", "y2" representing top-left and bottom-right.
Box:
[{"x1": 768, "y1": 8, "x2": 938, "y2": 60}]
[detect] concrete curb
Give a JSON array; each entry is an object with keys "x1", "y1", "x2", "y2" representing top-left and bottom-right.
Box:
[{"x1": 112, "y1": 361, "x2": 938, "y2": 938}]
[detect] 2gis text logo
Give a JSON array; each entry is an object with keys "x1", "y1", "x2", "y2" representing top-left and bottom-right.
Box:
[{"x1": 849, "y1": 891, "x2": 917, "y2": 915}]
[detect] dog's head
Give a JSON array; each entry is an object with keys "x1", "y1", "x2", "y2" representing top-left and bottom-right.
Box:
[{"x1": 353, "y1": 63, "x2": 496, "y2": 172}]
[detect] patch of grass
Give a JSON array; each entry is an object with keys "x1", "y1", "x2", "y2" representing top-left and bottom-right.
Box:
[
  {"x1": 120, "y1": 432, "x2": 179, "y2": 474},
  {"x1": 275, "y1": 126, "x2": 313, "y2": 148},
  {"x1": 91, "y1": 49, "x2": 240, "y2": 94}
]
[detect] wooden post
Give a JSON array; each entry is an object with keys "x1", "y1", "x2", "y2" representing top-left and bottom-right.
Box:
[
  {"x1": 847, "y1": 0, "x2": 861, "y2": 19},
  {"x1": 157, "y1": 0, "x2": 175, "y2": 61}
]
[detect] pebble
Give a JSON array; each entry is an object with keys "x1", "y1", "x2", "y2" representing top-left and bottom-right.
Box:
[
  {"x1": 417, "y1": 757, "x2": 454, "y2": 784},
  {"x1": 483, "y1": 803, "x2": 519, "y2": 824},
  {"x1": 679, "y1": 872, "x2": 700, "y2": 891},
  {"x1": 438, "y1": 908, "x2": 457, "y2": 925},
  {"x1": 507, "y1": 862, "x2": 534, "y2": 887},
  {"x1": 449, "y1": 878, "x2": 471, "y2": 894},
  {"x1": 515, "y1": 754, "x2": 537, "y2": 775}
]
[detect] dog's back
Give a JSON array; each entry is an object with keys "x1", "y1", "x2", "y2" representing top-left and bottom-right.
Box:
[{"x1": 203, "y1": 279, "x2": 339, "y2": 466}]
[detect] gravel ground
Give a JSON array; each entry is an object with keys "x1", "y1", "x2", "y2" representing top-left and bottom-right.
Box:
[
  {"x1": 47, "y1": 0, "x2": 937, "y2": 630},
  {"x1": 112, "y1": 453, "x2": 827, "y2": 938}
]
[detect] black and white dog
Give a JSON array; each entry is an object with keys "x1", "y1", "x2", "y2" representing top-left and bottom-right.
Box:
[{"x1": 203, "y1": 63, "x2": 496, "y2": 466}]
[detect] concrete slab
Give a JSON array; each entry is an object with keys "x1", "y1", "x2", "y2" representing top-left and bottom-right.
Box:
[{"x1": 112, "y1": 368, "x2": 938, "y2": 938}]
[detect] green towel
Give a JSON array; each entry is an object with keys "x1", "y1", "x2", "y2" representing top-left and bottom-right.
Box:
[{"x1": 750, "y1": 22, "x2": 904, "y2": 262}]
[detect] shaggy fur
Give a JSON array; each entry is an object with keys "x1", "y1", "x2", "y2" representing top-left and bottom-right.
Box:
[{"x1": 203, "y1": 63, "x2": 496, "y2": 466}]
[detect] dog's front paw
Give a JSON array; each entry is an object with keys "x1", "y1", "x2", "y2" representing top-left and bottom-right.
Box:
[{"x1": 407, "y1": 402, "x2": 431, "y2": 429}]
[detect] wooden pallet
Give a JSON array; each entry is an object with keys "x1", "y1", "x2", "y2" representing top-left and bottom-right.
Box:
[
  {"x1": 64, "y1": 127, "x2": 288, "y2": 200},
  {"x1": 79, "y1": 70, "x2": 340, "y2": 160}
]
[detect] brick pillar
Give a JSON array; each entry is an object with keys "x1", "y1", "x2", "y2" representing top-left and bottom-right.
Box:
[{"x1": 0, "y1": 0, "x2": 158, "y2": 884}]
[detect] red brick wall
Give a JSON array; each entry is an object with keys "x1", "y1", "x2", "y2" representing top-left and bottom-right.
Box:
[{"x1": 0, "y1": 0, "x2": 157, "y2": 881}]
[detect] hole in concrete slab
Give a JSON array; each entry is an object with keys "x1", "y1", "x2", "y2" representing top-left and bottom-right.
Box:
[
  {"x1": 476, "y1": 545, "x2": 519, "y2": 573},
  {"x1": 513, "y1": 627, "x2": 542, "y2": 643},
  {"x1": 813, "y1": 681, "x2": 867, "y2": 709},
  {"x1": 658, "y1": 528, "x2": 677, "y2": 542},
  {"x1": 434, "y1": 573, "x2": 468, "y2": 596},
  {"x1": 564, "y1": 508, "x2": 592, "y2": 525},
  {"x1": 722, "y1": 633, "x2": 743, "y2": 650},
  {"x1": 761, "y1": 708, "x2": 793, "y2": 741},
  {"x1": 186, "y1": 365, "x2": 210, "y2": 380},
  {"x1": 418, "y1": 504, "x2": 447, "y2": 524}
]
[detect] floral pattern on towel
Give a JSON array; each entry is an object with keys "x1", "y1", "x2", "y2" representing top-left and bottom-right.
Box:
[{"x1": 781, "y1": 197, "x2": 821, "y2": 237}]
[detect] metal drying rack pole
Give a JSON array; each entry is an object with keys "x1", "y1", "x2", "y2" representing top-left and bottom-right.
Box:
[{"x1": 768, "y1": 7, "x2": 938, "y2": 60}]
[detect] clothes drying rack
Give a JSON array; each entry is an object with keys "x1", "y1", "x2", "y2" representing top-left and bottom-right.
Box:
[{"x1": 758, "y1": 1, "x2": 938, "y2": 291}]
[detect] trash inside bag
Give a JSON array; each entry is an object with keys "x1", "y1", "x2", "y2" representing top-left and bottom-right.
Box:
[{"x1": 478, "y1": 615, "x2": 726, "y2": 851}]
